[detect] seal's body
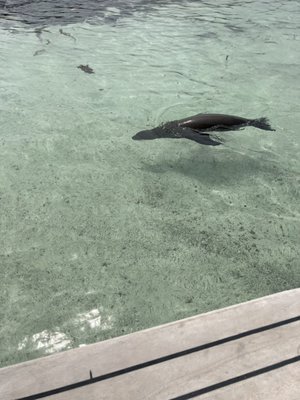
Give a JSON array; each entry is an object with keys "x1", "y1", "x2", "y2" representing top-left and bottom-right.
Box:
[{"x1": 132, "y1": 113, "x2": 274, "y2": 146}]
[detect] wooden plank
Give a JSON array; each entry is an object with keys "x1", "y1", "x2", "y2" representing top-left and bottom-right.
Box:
[
  {"x1": 0, "y1": 289, "x2": 299, "y2": 400},
  {"x1": 50, "y1": 322, "x2": 300, "y2": 399},
  {"x1": 200, "y1": 363, "x2": 300, "y2": 400}
]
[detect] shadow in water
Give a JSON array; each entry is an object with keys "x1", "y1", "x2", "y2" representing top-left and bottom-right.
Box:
[
  {"x1": 139, "y1": 145, "x2": 285, "y2": 186},
  {"x1": 0, "y1": 0, "x2": 190, "y2": 27}
]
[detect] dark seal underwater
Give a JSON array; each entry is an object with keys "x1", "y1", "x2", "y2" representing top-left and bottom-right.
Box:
[{"x1": 132, "y1": 113, "x2": 275, "y2": 146}]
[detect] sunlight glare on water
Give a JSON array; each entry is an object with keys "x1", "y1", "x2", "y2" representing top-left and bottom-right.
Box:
[{"x1": 0, "y1": 0, "x2": 299, "y2": 366}]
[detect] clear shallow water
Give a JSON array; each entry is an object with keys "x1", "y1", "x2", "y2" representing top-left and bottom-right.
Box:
[{"x1": 0, "y1": 0, "x2": 299, "y2": 366}]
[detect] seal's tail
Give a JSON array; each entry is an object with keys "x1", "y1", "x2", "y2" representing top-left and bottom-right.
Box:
[{"x1": 250, "y1": 117, "x2": 275, "y2": 131}]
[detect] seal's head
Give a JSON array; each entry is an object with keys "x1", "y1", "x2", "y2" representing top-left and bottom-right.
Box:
[{"x1": 132, "y1": 128, "x2": 161, "y2": 141}]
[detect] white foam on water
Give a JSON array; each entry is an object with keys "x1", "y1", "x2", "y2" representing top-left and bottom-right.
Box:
[
  {"x1": 75, "y1": 308, "x2": 114, "y2": 331},
  {"x1": 18, "y1": 331, "x2": 72, "y2": 354}
]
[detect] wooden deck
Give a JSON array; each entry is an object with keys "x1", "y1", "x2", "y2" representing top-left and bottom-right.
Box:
[{"x1": 1, "y1": 289, "x2": 299, "y2": 399}]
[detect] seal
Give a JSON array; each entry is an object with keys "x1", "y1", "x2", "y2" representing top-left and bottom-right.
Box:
[{"x1": 132, "y1": 113, "x2": 275, "y2": 146}]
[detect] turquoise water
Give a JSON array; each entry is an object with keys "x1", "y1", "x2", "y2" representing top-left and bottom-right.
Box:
[{"x1": 0, "y1": 0, "x2": 299, "y2": 366}]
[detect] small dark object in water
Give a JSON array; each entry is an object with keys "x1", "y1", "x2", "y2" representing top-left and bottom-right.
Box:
[
  {"x1": 33, "y1": 49, "x2": 46, "y2": 56},
  {"x1": 132, "y1": 113, "x2": 275, "y2": 146},
  {"x1": 34, "y1": 27, "x2": 50, "y2": 42},
  {"x1": 77, "y1": 64, "x2": 94, "y2": 74},
  {"x1": 59, "y1": 28, "x2": 76, "y2": 42}
]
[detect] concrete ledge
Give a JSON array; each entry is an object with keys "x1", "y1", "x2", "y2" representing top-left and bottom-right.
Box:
[{"x1": 0, "y1": 289, "x2": 299, "y2": 399}]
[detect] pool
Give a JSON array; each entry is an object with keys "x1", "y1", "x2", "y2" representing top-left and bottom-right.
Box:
[{"x1": 0, "y1": 0, "x2": 299, "y2": 367}]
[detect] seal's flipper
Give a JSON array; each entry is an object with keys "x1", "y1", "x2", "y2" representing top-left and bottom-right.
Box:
[
  {"x1": 202, "y1": 124, "x2": 238, "y2": 132},
  {"x1": 249, "y1": 117, "x2": 275, "y2": 131},
  {"x1": 182, "y1": 129, "x2": 222, "y2": 146}
]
